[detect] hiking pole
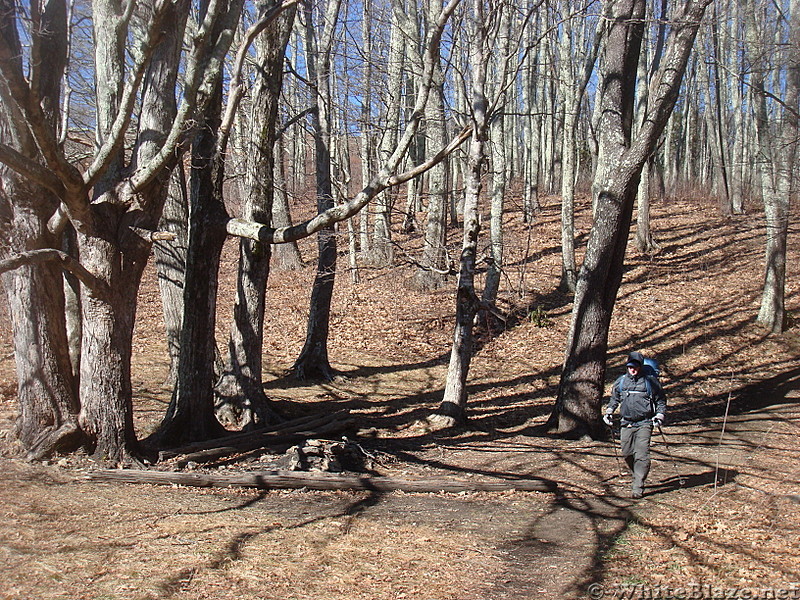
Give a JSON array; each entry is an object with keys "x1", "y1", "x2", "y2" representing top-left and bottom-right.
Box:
[
  {"x1": 656, "y1": 424, "x2": 686, "y2": 486},
  {"x1": 608, "y1": 422, "x2": 625, "y2": 479}
]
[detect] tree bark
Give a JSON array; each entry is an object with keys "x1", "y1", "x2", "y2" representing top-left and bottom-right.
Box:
[
  {"x1": 153, "y1": 167, "x2": 189, "y2": 388},
  {"x1": 483, "y1": 7, "x2": 511, "y2": 305},
  {"x1": 370, "y1": 0, "x2": 405, "y2": 267},
  {"x1": 216, "y1": 2, "x2": 296, "y2": 428},
  {"x1": 548, "y1": 0, "x2": 709, "y2": 438},
  {"x1": 416, "y1": 0, "x2": 450, "y2": 291},
  {"x1": 271, "y1": 137, "x2": 303, "y2": 270},
  {"x1": 748, "y1": 0, "x2": 799, "y2": 333},
  {"x1": 292, "y1": 0, "x2": 343, "y2": 381},
  {"x1": 150, "y1": 0, "x2": 245, "y2": 448},
  {"x1": 432, "y1": 0, "x2": 490, "y2": 427},
  {"x1": 0, "y1": 0, "x2": 81, "y2": 460},
  {"x1": 153, "y1": 78, "x2": 229, "y2": 447}
]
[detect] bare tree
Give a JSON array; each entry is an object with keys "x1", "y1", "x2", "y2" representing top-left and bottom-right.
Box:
[
  {"x1": 746, "y1": 0, "x2": 799, "y2": 333},
  {"x1": 547, "y1": 0, "x2": 711, "y2": 438},
  {"x1": 0, "y1": 0, "x2": 80, "y2": 459},
  {"x1": 416, "y1": 0, "x2": 452, "y2": 291},
  {"x1": 429, "y1": 0, "x2": 491, "y2": 427},
  {"x1": 215, "y1": 1, "x2": 297, "y2": 426},
  {"x1": 291, "y1": 0, "x2": 343, "y2": 381},
  {"x1": 0, "y1": 0, "x2": 249, "y2": 461}
]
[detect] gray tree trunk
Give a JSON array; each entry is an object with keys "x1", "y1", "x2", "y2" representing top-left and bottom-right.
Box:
[
  {"x1": 748, "y1": 0, "x2": 799, "y2": 333},
  {"x1": 370, "y1": 0, "x2": 405, "y2": 266},
  {"x1": 431, "y1": 0, "x2": 491, "y2": 427},
  {"x1": 482, "y1": 7, "x2": 511, "y2": 305},
  {"x1": 548, "y1": 0, "x2": 709, "y2": 438},
  {"x1": 215, "y1": 3, "x2": 295, "y2": 429},
  {"x1": 271, "y1": 136, "x2": 303, "y2": 270},
  {"x1": 292, "y1": 0, "x2": 343, "y2": 381},
  {"x1": 154, "y1": 166, "x2": 188, "y2": 388},
  {"x1": 416, "y1": 0, "x2": 450, "y2": 290},
  {"x1": 0, "y1": 0, "x2": 83, "y2": 460}
]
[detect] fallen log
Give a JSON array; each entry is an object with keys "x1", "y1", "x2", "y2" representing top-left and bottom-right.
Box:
[
  {"x1": 173, "y1": 417, "x2": 354, "y2": 468},
  {"x1": 159, "y1": 409, "x2": 351, "y2": 461},
  {"x1": 86, "y1": 469, "x2": 557, "y2": 493}
]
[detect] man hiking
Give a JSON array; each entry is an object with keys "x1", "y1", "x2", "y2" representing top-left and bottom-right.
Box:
[{"x1": 603, "y1": 351, "x2": 666, "y2": 499}]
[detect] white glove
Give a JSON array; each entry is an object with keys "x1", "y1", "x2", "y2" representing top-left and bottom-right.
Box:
[
  {"x1": 652, "y1": 414, "x2": 664, "y2": 427},
  {"x1": 603, "y1": 413, "x2": 613, "y2": 426}
]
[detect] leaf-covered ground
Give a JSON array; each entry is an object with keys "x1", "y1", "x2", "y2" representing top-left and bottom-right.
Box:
[{"x1": 1, "y1": 194, "x2": 799, "y2": 599}]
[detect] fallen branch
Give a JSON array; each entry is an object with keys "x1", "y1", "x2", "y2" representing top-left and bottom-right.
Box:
[
  {"x1": 158, "y1": 409, "x2": 351, "y2": 461},
  {"x1": 172, "y1": 416, "x2": 354, "y2": 468},
  {"x1": 86, "y1": 469, "x2": 557, "y2": 493}
]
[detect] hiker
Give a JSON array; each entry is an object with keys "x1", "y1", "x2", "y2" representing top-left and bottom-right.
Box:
[{"x1": 603, "y1": 351, "x2": 666, "y2": 499}]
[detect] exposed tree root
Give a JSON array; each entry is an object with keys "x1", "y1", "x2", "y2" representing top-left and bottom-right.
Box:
[{"x1": 25, "y1": 421, "x2": 83, "y2": 461}]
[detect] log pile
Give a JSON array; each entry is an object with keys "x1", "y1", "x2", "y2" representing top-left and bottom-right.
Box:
[
  {"x1": 88, "y1": 407, "x2": 559, "y2": 493},
  {"x1": 158, "y1": 409, "x2": 354, "y2": 468}
]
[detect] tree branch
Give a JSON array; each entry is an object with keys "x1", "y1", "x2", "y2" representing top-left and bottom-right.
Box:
[
  {"x1": 0, "y1": 143, "x2": 66, "y2": 197},
  {"x1": 0, "y1": 9, "x2": 83, "y2": 197},
  {"x1": 0, "y1": 249, "x2": 111, "y2": 298},
  {"x1": 217, "y1": 0, "x2": 301, "y2": 155},
  {"x1": 82, "y1": 0, "x2": 175, "y2": 191},
  {"x1": 130, "y1": 0, "x2": 247, "y2": 192},
  {"x1": 224, "y1": 0, "x2": 463, "y2": 245},
  {"x1": 226, "y1": 125, "x2": 472, "y2": 244},
  {"x1": 625, "y1": 0, "x2": 712, "y2": 172}
]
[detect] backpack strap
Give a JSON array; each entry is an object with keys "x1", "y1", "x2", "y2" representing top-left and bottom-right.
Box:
[
  {"x1": 620, "y1": 374, "x2": 656, "y2": 404},
  {"x1": 644, "y1": 375, "x2": 661, "y2": 414},
  {"x1": 614, "y1": 374, "x2": 626, "y2": 396}
]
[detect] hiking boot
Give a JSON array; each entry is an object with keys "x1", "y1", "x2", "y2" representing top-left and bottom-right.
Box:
[{"x1": 631, "y1": 490, "x2": 643, "y2": 499}]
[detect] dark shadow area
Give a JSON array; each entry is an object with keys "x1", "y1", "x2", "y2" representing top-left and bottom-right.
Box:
[
  {"x1": 156, "y1": 490, "x2": 381, "y2": 598},
  {"x1": 646, "y1": 468, "x2": 738, "y2": 495}
]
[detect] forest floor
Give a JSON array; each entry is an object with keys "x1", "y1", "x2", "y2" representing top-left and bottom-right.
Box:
[{"x1": 0, "y1": 193, "x2": 799, "y2": 600}]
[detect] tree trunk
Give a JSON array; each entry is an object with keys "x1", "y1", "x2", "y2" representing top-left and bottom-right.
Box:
[
  {"x1": 749, "y1": 0, "x2": 799, "y2": 333},
  {"x1": 483, "y1": 7, "x2": 511, "y2": 305},
  {"x1": 635, "y1": 157, "x2": 658, "y2": 253},
  {"x1": 271, "y1": 136, "x2": 303, "y2": 270},
  {"x1": 432, "y1": 0, "x2": 490, "y2": 427},
  {"x1": 558, "y1": 1, "x2": 578, "y2": 292},
  {"x1": 1, "y1": 243, "x2": 81, "y2": 459},
  {"x1": 634, "y1": 16, "x2": 659, "y2": 254},
  {"x1": 76, "y1": 230, "x2": 146, "y2": 460},
  {"x1": 154, "y1": 166, "x2": 189, "y2": 388},
  {"x1": 522, "y1": 22, "x2": 541, "y2": 221},
  {"x1": 551, "y1": 0, "x2": 645, "y2": 437},
  {"x1": 370, "y1": 0, "x2": 405, "y2": 267},
  {"x1": 292, "y1": 0, "x2": 343, "y2": 381},
  {"x1": 416, "y1": 0, "x2": 450, "y2": 291},
  {"x1": 727, "y1": 0, "x2": 746, "y2": 214},
  {"x1": 216, "y1": 3, "x2": 296, "y2": 428},
  {"x1": 548, "y1": 0, "x2": 709, "y2": 438},
  {"x1": 153, "y1": 78, "x2": 229, "y2": 446},
  {"x1": 0, "y1": 0, "x2": 81, "y2": 459}
]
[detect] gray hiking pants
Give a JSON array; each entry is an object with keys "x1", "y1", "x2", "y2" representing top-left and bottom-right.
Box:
[{"x1": 620, "y1": 424, "x2": 652, "y2": 495}]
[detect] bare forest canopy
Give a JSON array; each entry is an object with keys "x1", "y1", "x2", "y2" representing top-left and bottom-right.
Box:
[{"x1": 0, "y1": 0, "x2": 796, "y2": 467}]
